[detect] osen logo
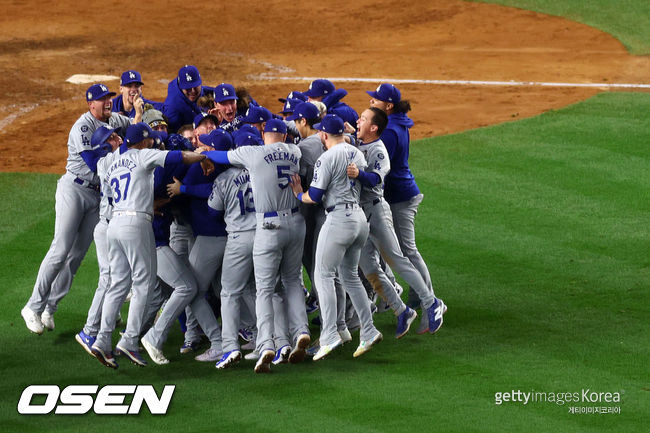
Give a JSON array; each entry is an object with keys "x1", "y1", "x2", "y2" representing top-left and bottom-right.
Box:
[{"x1": 18, "y1": 384, "x2": 175, "y2": 415}]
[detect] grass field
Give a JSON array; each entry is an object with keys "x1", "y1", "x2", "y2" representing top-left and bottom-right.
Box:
[
  {"x1": 478, "y1": 0, "x2": 650, "y2": 54},
  {"x1": 1, "y1": 92, "x2": 647, "y2": 432}
]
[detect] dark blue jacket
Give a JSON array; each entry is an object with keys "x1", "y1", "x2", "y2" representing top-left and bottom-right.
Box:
[
  {"x1": 180, "y1": 163, "x2": 227, "y2": 237},
  {"x1": 163, "y1": 79, "x2": 205, "y2": 133},
  {"x1": 112, "y1": 95, "x2": 163, "y2": 119},
  {"x1": 381, "y1": 112, "x2": 420, "y2": 204},
  {"x1": 152, "y1": 162, "x2": 186, "y2": 247},
  {"x1": 323, "y1": 89, "x2": 359, "y2": 127}
]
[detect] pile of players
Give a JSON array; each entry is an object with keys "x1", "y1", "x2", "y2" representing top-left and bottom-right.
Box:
[{"x1": 20, "y1": 65, "x2": 447, "y2": 373}]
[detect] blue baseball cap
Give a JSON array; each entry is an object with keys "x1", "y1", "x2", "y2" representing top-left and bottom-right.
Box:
[
  {"x1": 286, "y1": 101, "x2": 320, "y2": 121},
  {"x1": 120, "y1": 70, "x2": 143, "y2": 86},
  {"x1": 90, "y1": 126, "x2": 115, "y2": 147},
  {"x1": 278, "y1": 90, "x2": 307, "y2": 104},
  {"x1": 240, "y1": 105, "x2": 272, "y2": 124},
  {"x1": 304, "y1": 79, "x2": 335, "y2": 98},
  {"x1": 199, "y1": 128, "x2": 233, "y2": 151},
  {"x1": 213, "y1": 83, "x2": 237, "y2": 103},
  {"x1": 313, "y1": 114, "x2": 345, "y2": 134},
  {"x1": 178, "y1": 65, "x2": 202, "y2": 90},
  {"x1": 279, "y1": 98, "x2": 304, "y2": 115},
  {"x1": 125, "y1": 122, "x2": 154, "y2": 145},
  {"x1": 193, "y1": 112, "x2": 219, "y2": 129},
  {"x1": 150, "y1": 130, "x2": 167, "y2": 149},
  {"x1": 86, "y1": 83, "x2": 116, "y2": 102},
  {"x1": 366, "y1": 83, "x2": 401, "y2": 103},
  {"x1": 264, "y1": 118, "x2": 287, "y2": 134},
  {"x1": 233, "y1": 125, "x2": 263, "y2": 148}
]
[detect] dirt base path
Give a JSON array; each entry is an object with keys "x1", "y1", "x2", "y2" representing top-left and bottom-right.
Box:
[{"x1": 0, "y1": 0, "x2": 648, "y2": 172}]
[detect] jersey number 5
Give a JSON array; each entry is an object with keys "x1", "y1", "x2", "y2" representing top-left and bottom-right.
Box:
[
  {"x1": 276, "y1": 165, "x2": 291, "y2": 189},
  {"x1": 111, "y1": 173, "x2": 131, "y2": 203}
]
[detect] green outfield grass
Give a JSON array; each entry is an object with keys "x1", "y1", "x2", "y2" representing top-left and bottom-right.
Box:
[
  {"x1": 477, "y1": 0, "x2": 650, "y2": 55},
  {"x1": 0, "y1": 92, "x2": 647, "y2": 432}
]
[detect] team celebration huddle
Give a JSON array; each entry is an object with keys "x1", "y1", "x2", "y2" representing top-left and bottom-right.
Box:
[{"x1": 20, "y1": 65, "x2": 447, "y2": 374}]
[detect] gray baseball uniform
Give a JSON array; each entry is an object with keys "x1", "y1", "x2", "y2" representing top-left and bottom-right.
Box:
[
  {"x1": 94, "y1": 147, "x2": 168, "y2": 353},
  {"x1": 224, "y1": 142, "x2": 308, "y2": 354},
  {"x1": 26, "y1": 112, "x2": 130, "y2": 316},
  {"x1": 207, "y1": 167, "x2": 257, "y2": 353},
  {"x1": 357, "y1": 138, "x2": 435, "y2": 311},
  {"x1": 311, "y1": 142, "x2": 380, "y2": 346}
]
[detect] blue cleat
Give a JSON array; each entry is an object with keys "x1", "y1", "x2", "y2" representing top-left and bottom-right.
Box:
[
  {"x1": 427, "y1": 298, "x2": 447, "y2": 334},
  {"x1": 179, "y1": 340, "x2": 201, "y2": 354},
  {"x1": 216, "y1": 350, "x2": 242, "y2": 369},
  {"x1": 238, "y1": 327, "x2": 254, "y2": 342},
  {"x1": 116, "y1": 343, "x2": 148, "y2": 367},
  {"x1": 272, "y1": 345, "x2": 291, "y2": 365},
  {"x1": 75, "y1": 330, "x2": 97, "y2": 358},
  {"x1": 395, "y1": 307, "x2": 417, "y2": 339},
  {"x1": 91, "y1": 344, "x2": 118, "y2": 369}
]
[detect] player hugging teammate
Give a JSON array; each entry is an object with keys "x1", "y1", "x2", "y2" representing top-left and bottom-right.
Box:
[{"x1": 20, "y1": 69, "x2": 446, "y2": 373}]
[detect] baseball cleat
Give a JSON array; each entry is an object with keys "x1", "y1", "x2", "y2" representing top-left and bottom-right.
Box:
[
  {"x1": 339, "y1": 328, "x2": 353, "y2": 344},
  {"x1": 289, "y1": 333, "x2": 311, "y2": 364},
  {"x1": 216, "y1": 350, "x2": 242, "y2": 369},
  {"x1": 427, "y1": 298, "x2": 447, "y2": 334},
  {"x1": 254, "y1": 349, "x2": 275, "y2": 373},
  {"x1": 353, "y1": 332, "x2": 383, "y2": 358},
  {"x1": 312, "y1": 337, "x2": 343, "y2": 362},
  {"x1": 244, "y1": 350, "x2": 259, "y2": 361},
  {"x1": 116, "y1": 343, "x2": 148, "y2": 367},
  {"x1": 141, "y1": 336, "x2": 169, "y2": 365},
  {"x1": 195, "y1": 347, "x2": 222, "y2": 362},
  {"x1": 21, "y1": 306, "x2": 44, "y2": 335},
  {"x1": 238, "y1": 327, "x2": 254, "y2": 342},
  {"x1": 240, "y1": 340, "x2": 256, "y2": 351},
  {"x1": 272, "y1": 345, "x2": 291, "y2": 365},
  {"x1": 75, "y1": 331, "x2": 97, "y2": 358},
  {"x1": 179, "y1": 340, "x2": 201, "y2": 354},
  {"x1": 395, "y1": 307, "x2": 417, "y2": 339},
  {"x1": 40, "y1": 310, "x2": 55, "y2": 331},
  {"x1": 91, "y1": 344, "x2": 118, "y2": 369},
  {"x1": 306, "y1": 298, "x2": 319, "y2": 314}
]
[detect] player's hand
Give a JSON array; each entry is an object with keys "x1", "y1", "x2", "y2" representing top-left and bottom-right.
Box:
[
  {"x1": 344, "y1": 122, "x2": 356, "y2": 134},
  {"x1": 208, "y1": 105, "x2": 223, "y2": 123},
  {"x1": 201, "y1": 159, "x2": 215, "y2": 176},
  {"x1": 290, "y1": 173, "x2": 303, "y2": 194},
  {"x1": 167, "y1": 177, "x2": 182, "y2": 198},
  {"x1": 347, "y1": 163, "x2": 359, "y2": 179},
  {"x1": 195, "y1": 145, "x2": 212, "y2": 153}
]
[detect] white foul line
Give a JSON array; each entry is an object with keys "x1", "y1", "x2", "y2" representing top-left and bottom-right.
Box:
[{"x1": 253, "y1": 75, "x2": 650, "y2": 89}]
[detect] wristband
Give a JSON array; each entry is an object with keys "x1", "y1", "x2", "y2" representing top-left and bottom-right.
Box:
[{"x1": 297, "y1": 192, "x2": 303, "y2": 202}]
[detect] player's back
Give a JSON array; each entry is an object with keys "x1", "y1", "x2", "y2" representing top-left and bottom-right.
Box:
[
  {"x1": 228, "y1": 141, "x2": 301, "y2": 214},
  {"x1": 314, "y1": 143, "x2": 367, "y2": 210},
  {"x1": 106, "y1": 148, "x2": 167, "y2": 215}
]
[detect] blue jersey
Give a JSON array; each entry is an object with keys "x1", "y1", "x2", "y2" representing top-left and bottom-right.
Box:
[
  {"x1": 180, "y1": 162, "x2": 228, "y2": 237},
  {"x1": 112, "y1": 95, "x2": 163, "y2": 119},
  {"x1": 163, "y1": 79, "x2": 205, "y2": 133},
  {"x1": 381, "y1": 112, "x2": 420, "y2": 204}
]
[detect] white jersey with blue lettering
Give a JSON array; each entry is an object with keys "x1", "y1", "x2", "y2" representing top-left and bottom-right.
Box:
[
  {"x1": 65, "y1": 112, "x2": 130, "y2": 186},
  {"x1": 357, "y1": 138, "x2": 390, "y2": 206},
  {"x1": 297, "y1": 133, "x2": 324, "y2": 182},
  {"x1": 208, "y1": 167, "x2": 256, "y2": 233},
  {"x1": 106, "y1": 148, "x2": 168, "y2": 214},
  {"x1": 96, "y1": 151, "x2": 116, "y2": 220},
  {"x1": 227, "y1": 142, "x2": 301, "y2": 213},
  {"x1": 311, "y1": 142, "x2": 367, "y2": 210}
]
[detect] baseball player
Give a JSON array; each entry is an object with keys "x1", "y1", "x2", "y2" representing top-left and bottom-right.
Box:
[
  {"x1": 90, "y1": 122, "x2": 206, "y2": 369},
  {"x1": 166, "y1": 128, "x2": 233, "y2": 362},
  {"x1": 290, "y1": 114, "x2": 382, "y2": 361},
  {"x1": 304, "y1": 79, "x2": 359, "y2": 129},
  {"x1": 21, "y1": 84, "x2": 131, "y2": 335},
  {"x1": 239, "y1": 104, "x2": 272, "y2": 134},
  {"x1": 211, "y1": 83, "x2": 242, "y2": 133},
  {"x1": 367, "y1": 83, "x2": 446, "y2": 333},
  {"x1": 347, "y1": 107, "x2": 433, "y2": 337},
  {"x1": 204, "y1": 118, "x2": 310, "y2": 374},
  {"x1": 74, "y1": 126, "x2": 121, "y2": 355},
  {"x1": 208, "y1": 127, "x2": 262, "y2": 369},
  {"x1": 112, "y1": 70, "x2": 162, "y2": 119},
  {"x1": 163, "y1": 65, "x2": 205, "y2": 133}
]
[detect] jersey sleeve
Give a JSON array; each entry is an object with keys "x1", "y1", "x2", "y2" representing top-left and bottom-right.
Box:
[
  {"x1": 226, "y1": 146, "x2": 255, "y2": 168},
  {"x1": 310, "y1": 153, "x2": 331, "y2": 191},
  {"x1": 366, "y1": 144, "x2": 390, "y2": 181},
  {"x1": 70, "y1": 121, "x2": 95, "y2": 154},
  {"x1": 140, "y1": 149, "x2": 169, "y2": 170}
]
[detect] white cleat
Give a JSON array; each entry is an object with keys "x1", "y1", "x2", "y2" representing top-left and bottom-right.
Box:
[
  {"x1": 353, "y1": 332, "x2": 383, "y2": 358},
  {"x1": 41, "y1": 310, "x2": 55, "y2": 331},
  {"x1": 313, "y1": 338, "x2": 343, "y2": 362},
  {"x1": 254, "y1": 349, "x2": 275, "y2": 373},
  {"x1": 289, "y1": 333, "x2": 310, "y2": 364},
  {"x1": 21, "y1": 306, "x2": 44, "y2": 335},
  {"x1": 338, "y1": 328, "x2": 352, "y2": 344},
  {"x1": 141, "y1": 337, "x2": 169, "y2": 365},
  {"x1": 244, "y1": 350, "x2": 259, "y2": 361},
  {"x1": 195, "y1": 347, "x2": 222, "y2": 362}
]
